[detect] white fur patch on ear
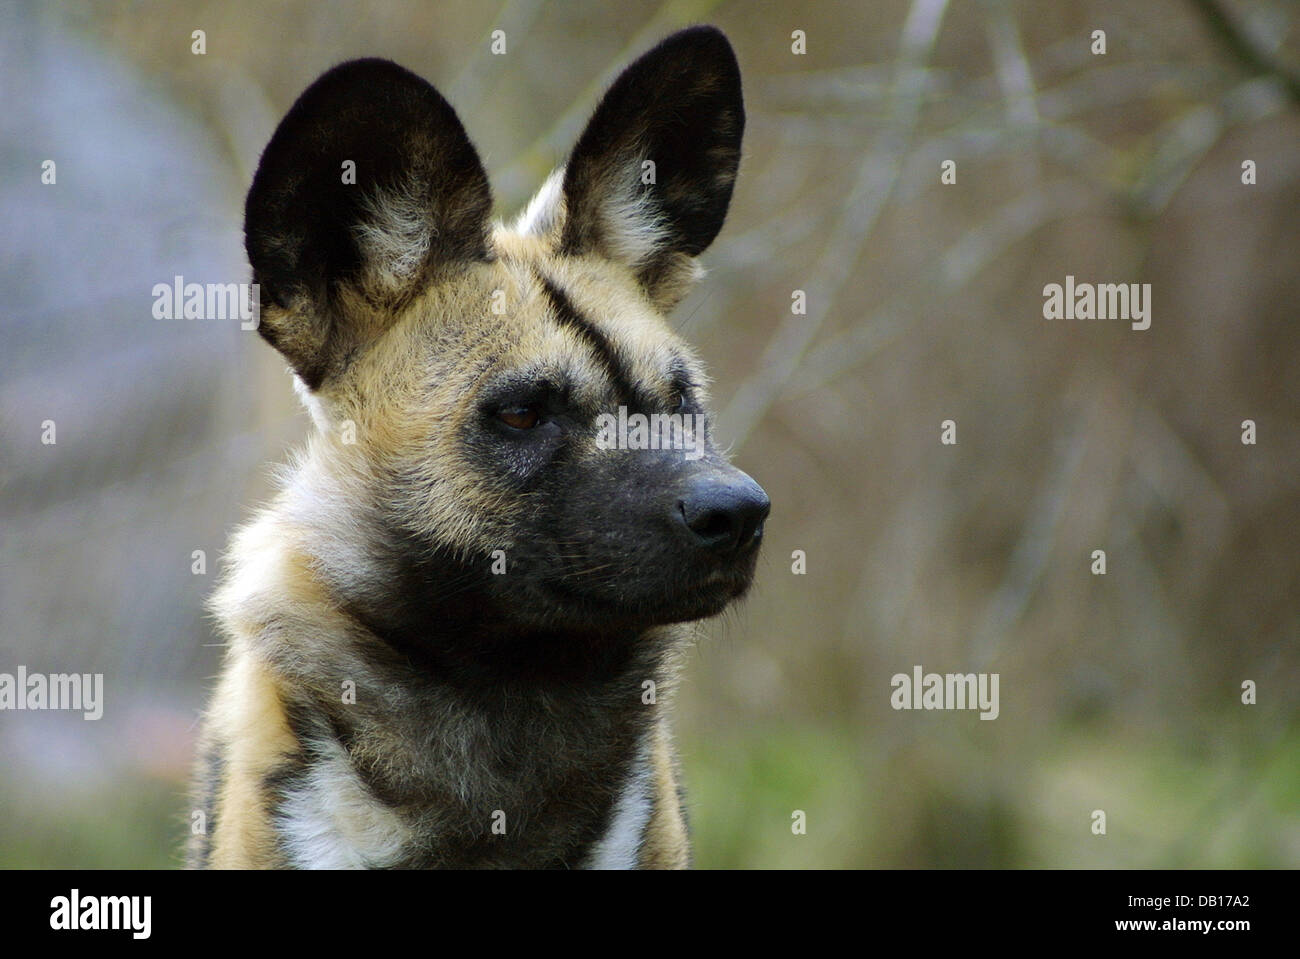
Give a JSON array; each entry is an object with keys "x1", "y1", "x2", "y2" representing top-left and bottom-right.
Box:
[
  {"x1": 521, "y1": 162, "x2": 672, "y2": 267},
  {"x1": 598, "y1": 171, "x2": 671, "y2": 267},
  {"x1": 514, "y1": 167, "x2": 566, "y2": 238},
  {"x1": 354, "y1": 179, "x2": 434, "y2": 294}
]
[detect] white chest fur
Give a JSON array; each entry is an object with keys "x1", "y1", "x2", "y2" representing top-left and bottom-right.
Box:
[
  {"x1": 581, "y1": 737, "x2": 654, "y2": 870},
  {"x1": 277, "y1": 737, "x2": 413, "y2": 869}
]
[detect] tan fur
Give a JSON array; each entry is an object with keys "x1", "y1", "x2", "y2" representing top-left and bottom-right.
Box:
[
  {"x1": 202, "y1": 653, "x2": 296, "y2": 868},
  {"x1": 639, "y1": 721, "x2": 691, "y2": 868},
  {"x1": 510, "y1": 169, "x2": 704, "y2": 313}
]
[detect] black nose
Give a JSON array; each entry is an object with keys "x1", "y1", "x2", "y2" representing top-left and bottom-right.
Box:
[{"x1": 676, "y1": 475, "x2": 770, "y2": 555}]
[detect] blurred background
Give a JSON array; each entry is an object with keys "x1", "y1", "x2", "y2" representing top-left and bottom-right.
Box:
[{"x1": 1, "y1": 0, "x2": 1297, "y2": 868}]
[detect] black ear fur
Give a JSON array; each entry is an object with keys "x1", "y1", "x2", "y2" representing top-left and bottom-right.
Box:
[
  {"x1": 560, "y1": 26, "x2": 744, "y2": 291},
  {"x1": 245, "y1": 58, "x2": 492, "y2": 388}
]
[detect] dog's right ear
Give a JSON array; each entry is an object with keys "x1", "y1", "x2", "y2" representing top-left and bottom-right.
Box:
[
  {"x1": 516, "y1": 26, "x2": 743, "y2": 312},
  {"x1": 245, "y1": 58, "x2": 492, "y2": 390}
]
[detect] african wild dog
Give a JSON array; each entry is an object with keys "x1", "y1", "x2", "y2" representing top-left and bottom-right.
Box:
[{"x1": 189, "y1": 25, "x2": 768, "y2": 869}]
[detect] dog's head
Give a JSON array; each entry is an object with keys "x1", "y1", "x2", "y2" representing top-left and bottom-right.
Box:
[{"x1": 245, "y1": 27, "x2": 767, "y2": 639}]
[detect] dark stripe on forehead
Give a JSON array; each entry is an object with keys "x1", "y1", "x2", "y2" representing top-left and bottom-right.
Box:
[{"x1": 536, "y1": 272, "x2": 641, "y2": 406}]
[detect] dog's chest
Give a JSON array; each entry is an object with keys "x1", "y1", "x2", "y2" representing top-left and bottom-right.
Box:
[
  {"x1": 274, "y1": 732, "x2": 655, "y2": 869},
  {"x1": 276, "y1": 737, "x2": 415, "y2": 869}
]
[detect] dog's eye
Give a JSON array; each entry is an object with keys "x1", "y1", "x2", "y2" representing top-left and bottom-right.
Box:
[
  {"x1": 670, "y1": 389, "x2": 688, "y2": 412},
  {"x1": 497, "y1": 405, "x2": 541, "y2": 430}
]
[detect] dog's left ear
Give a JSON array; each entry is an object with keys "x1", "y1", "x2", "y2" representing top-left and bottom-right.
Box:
[
  {"x1": 245, "y1": 58, "x2": 492, "y2": 390},
  {"x1": 521, "y1": 25, "x2": 744, "y2": 310}
]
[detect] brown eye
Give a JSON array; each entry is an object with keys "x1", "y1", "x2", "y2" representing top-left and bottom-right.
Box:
[{"x1": 498, "y1": 406, "x2": 541, "y2": 430}]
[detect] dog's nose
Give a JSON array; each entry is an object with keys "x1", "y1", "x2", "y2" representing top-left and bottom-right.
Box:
[{"x1": 676, "y1": 474, "x2": 770, "y2": 555}]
